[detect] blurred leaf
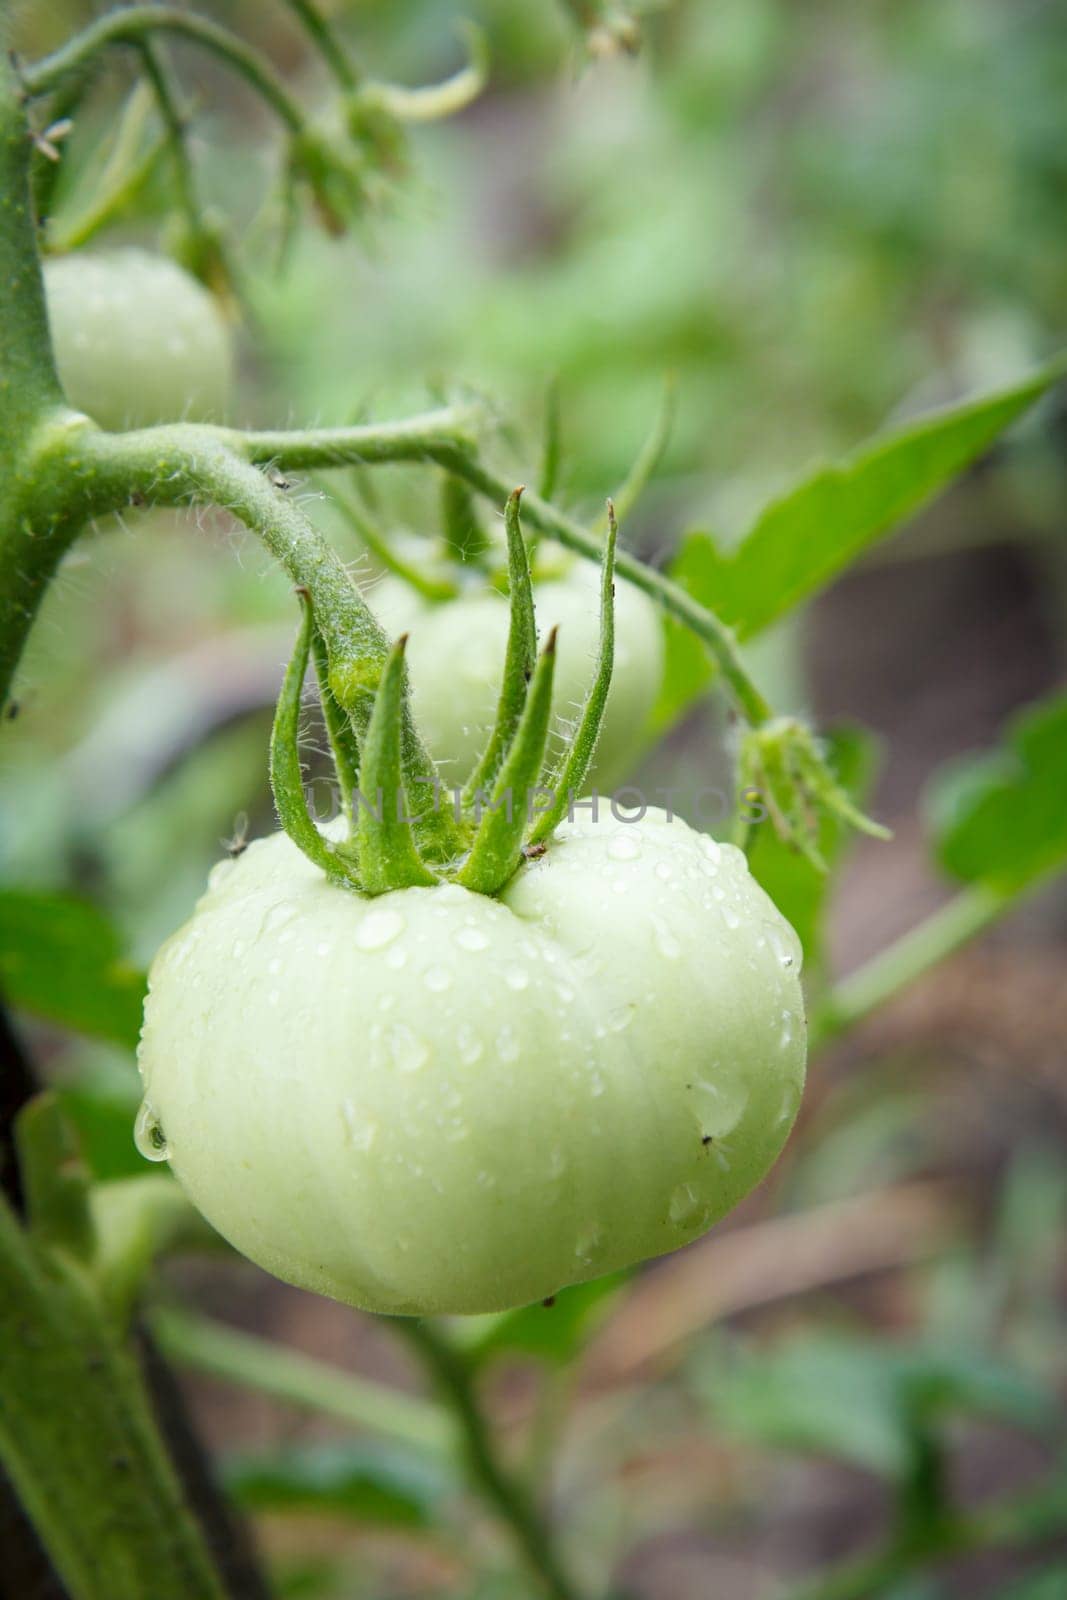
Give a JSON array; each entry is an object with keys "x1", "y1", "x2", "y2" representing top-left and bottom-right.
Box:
[
  {"x1": 926, "y1": 691, "x2": 1067, "y2": 893},
  {"x1": 746, "y1": 724, "x2": 879, "y2": 973},
  {"x1": 650, "y1": 607, "x2": 716, "y2": 734},
  {"x1": 0, "y1": 891, "x2": 146, "y2": 1050},
  {"x1": 459, "y1": 1272, "x2": 628, "y2": 1366},
  {"x1": 701, "y1": 1331, "x2": 1053, "y2": 1480},
  {"x1": 676, "y1": 365, "x2": 1063, "y2": 641},
  {"x1": 56, "y1": 1054, "x2": 144, "y2": 1182},
  {"x1": 15, "y1": 1092, "x2": 95, "y2": 1260},
  {"x1": 996, "y1": 1565, "x2": 1067, "y2": 1600},
  {"x1": 223, "y1": 1441, "x2": 451, "y2": 1529}
]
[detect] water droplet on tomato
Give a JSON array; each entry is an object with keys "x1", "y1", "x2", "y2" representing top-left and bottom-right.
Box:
[
  {"x1": 668, "y1": 1182, "x2": 708, "y2": 1232},
  {"x1": 650, "y1": 913, "x2": 681, "y2": 960},
  {"x1": 134, "y1": 1101, "x2": 169, "y2": 1163},
  {"x1": 357, "y1": 908, "x2": 405, "y2": 951},
  {"x1": 608, "y1": 832, "x2": 641, "y2": 861},
  {"x1": 341, "y1": 1100, "x2": 378, "y2": 1151},
  {"x1": 424, "y1": 965, "x2": 452, "y2": 992},
  {"x1": 456, "y1": 925, "x2": 489, "y2": 952},
  {"x1": 456, "y1": 1024, "x2": 483, "y2": 1065},
  {"x1": 386, "y1": 1022, "x2": 430, "y2": 1073},
  {"x1": 575, "y1": 1221, "x2": 605, "y2": 1264},
  {"x1": 496, "y1": 1024, "x2": 520, "y2": 1062},
  {"x1": 506, "y1": 967, "x2": 529, "y2": 991}
]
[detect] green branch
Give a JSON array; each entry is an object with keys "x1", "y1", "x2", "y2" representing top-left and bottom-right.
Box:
[
  {"x1": 20, "y1": 6, "x2": 306, "y2": 133},
  {"x1": 224, "y1": 421, "x2": 772, "y2": 726},
  {"x1": 0, "y1": 54, "x2": 63, "y2": 446},
  {"x1": 787, "y1": 1481, "x2": 1065, "y2": 1600},
  {"x1": 813, "y1": 882, "x2": 1013, "y2": 1046},
  {"x1": 0, "y1": 1195, "x2": 225, "y2": 1600},
  {"x1": 393, "y1": 1319, "x2": 588, "y2": 1600},
  {"x1": 60, "y1": 423, "x2": 464, "y2": 862}
]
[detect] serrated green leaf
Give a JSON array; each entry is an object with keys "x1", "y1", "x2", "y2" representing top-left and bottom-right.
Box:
[
  {"x1": 926, "y1": 691, "x2": 1067, "y2": 892},
  {"x1": 222, "y1": 1441, "x2": 451, "y2": 1528},
  {"x1": 677, "y1": 365, "x2": 1063, "y2": 644},
  {"x1": 0, "y1": 891, "x2": 146, "y2": 1051}
]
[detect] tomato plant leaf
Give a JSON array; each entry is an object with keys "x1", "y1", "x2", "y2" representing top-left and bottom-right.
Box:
[
  {"x1": 925, "y1": 691, "x2": 1067, "y2": 893},
  {"x1": 222, "y1": 1441, "x2": 451, "y2": 1528},
  {"x1": 460, "y1": 1271, "x2": 628, "y2": 1367},
  {"x1": 674, "y1": 363, "x2": 1063, "y2": 644},
  {"x1": 0, "y1": 891, "x2": 146, "y2": 1051},
  {"x1": 700, "y1": 1332, "x2": 1052, "y2": 1481}
]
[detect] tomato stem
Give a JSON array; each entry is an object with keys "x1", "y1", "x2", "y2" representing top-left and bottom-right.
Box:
[{"x1": 394, "y1": 1318, "x2": 591, "y2": 1600}]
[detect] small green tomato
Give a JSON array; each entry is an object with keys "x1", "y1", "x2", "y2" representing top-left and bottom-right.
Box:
[
  {"x1": 369, "y1": 562, "x2": 664, "y2": 791},
  {"x1": 43, "y1": 249, "x2": 232, "y2": 430},
  {"x1": 137, "y1": 808, "x2": 806, "y2": 1316}
]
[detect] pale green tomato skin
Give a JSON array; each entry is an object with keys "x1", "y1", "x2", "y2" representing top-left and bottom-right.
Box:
[
  {"x1": 137, "y1": 810, "x2": 806, "y2": 1316},
  {"x1": 368, "y1": 563, "x2": 664, "y2": 791},
  {"x1": 43, "y1": 249, "x2": 232, "y2": 430}
]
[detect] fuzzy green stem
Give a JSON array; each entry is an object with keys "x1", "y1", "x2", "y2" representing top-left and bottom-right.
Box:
[
  {"x1": 152, "y1": 1309, "x2": 456, "y2": 1458},
  {"x1": 215, "y1": 403, "x2": 481, "y2": 467},
  {"x1": 393, "y1": 1319, "x2": 587, "y2": 1600},
  {"x1": 0, "y1": 54, "x2": 63, "y2": 445},
  {"x1": 282, "y1": 0, "x2": 360, "y2": 92},
  {"x1": 0, "y1": 1195, "x2": 226, "y2": 1600},
  {"x1": 21, "y1": 6, "x2": 306, "y2": 133},
  {"x1": 225, "y1": 424, "x2": 772, "y2": 726},
  {"x1": 55, "y1": 422, "x2": 462, "y2": 862},
  {"x1": 136, "y1": 40, "x2": 213, "y2": 262}
]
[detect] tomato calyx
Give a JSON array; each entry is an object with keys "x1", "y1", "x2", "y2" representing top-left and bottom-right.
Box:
[
  {"x1": 736, "y1": 716, "x2": 892, "y2": 868},
  {"x1": 270, "y1": 489, "x2": 619, "y2": 898}
]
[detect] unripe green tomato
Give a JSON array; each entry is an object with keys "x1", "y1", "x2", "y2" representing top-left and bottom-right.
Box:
[
  {"x1": 137, "y1": 809, "x2": 806, "y2": 1316},
  {"x1": 369, "y1": 562, "x2": 664, "y2": 791},
  {"x1": 43, "y1": 249, "x2": 232, "y2": 430}
]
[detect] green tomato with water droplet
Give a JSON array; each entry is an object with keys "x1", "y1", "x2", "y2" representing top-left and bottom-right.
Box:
[{"x1": 137, "y1": 808, "x2": 806, "y2": 1315}]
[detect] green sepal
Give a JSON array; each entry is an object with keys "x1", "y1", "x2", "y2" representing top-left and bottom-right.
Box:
[
  {"x1": 271, "y1": 591, "x2": 360, "y2": 885},
  {"x1": 310, "y1": 616, "x2": 360, "y2": 822},
  {"x1": 459, "y1": 629, "x2": 559, "y2": 895},
  {"x1": 463, "y1": 487, "x2": 537, "y2": 804},
  {"x1": 14, "y1": 1092, "x2": 95, "y2": 1263},
  {"x1": 737, "y1": 716, "x2": 891, "y2": 870},
  {"x1": 530, "y1": 504, "x2": 617, "y2": 847},
  {"x1": 356, "y1": 635, "x2": 439, "y2": 893}
]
